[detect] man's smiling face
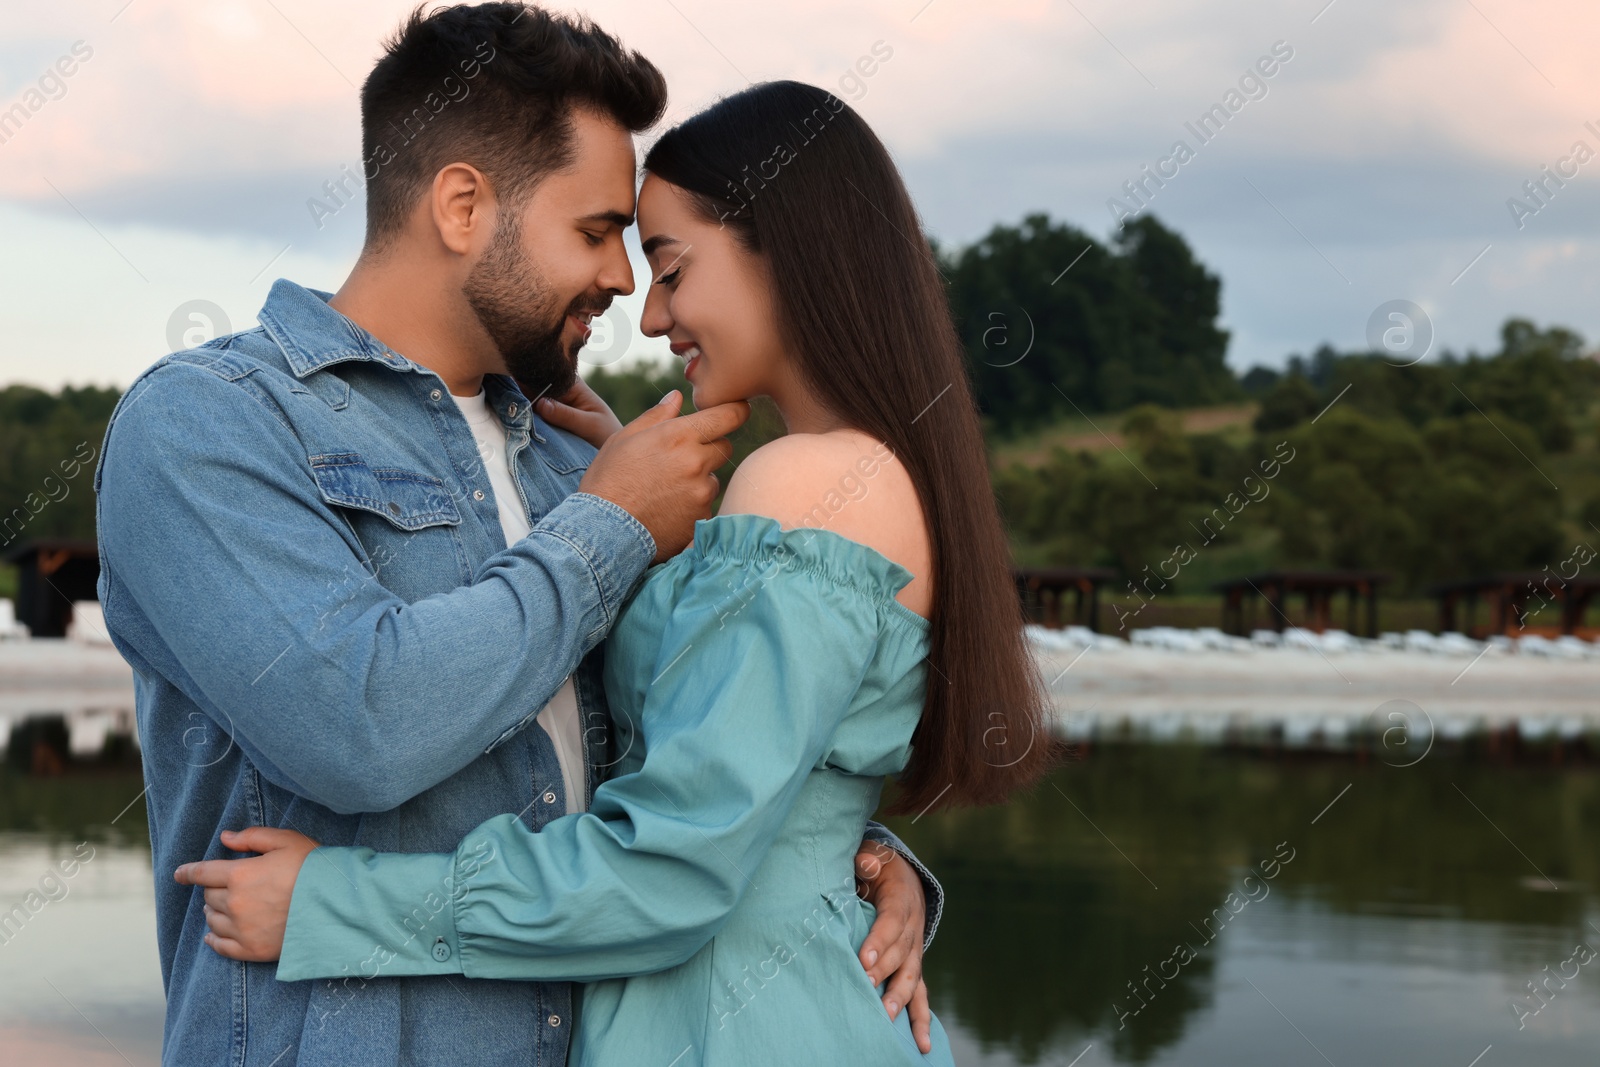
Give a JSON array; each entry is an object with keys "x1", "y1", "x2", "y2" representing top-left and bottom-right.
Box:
[{"x1": 464, "y1": 104, "x2": 639, "y2": 400}]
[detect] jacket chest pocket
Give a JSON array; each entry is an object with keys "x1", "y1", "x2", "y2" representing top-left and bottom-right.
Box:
[{"x1": 309, "y1": 452, "x2": 471, "y2": 600}]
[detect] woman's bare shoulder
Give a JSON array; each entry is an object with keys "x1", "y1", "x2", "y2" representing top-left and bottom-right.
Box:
[{"x1": 721, "y1": 431, "x2": 932, "y2": 614}]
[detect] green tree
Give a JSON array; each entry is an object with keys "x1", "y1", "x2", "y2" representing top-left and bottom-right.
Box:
[
  {"x1": 1251, "y1": 374, "x2": 1321, "y2": 433},
  {"x1": 943, "y1": 213, "x2": 1237, "y2": 436},
  {"x1": 1114, "y1": 215, "x2": 1232, "y2": 404},
  {"x1": 0, "y1": 383, "x2": 120, "y2": 550}
]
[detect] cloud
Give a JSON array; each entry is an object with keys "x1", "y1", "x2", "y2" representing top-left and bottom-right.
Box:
[
  {"x1": 2, "y1": 0, "x2": 1598, "y2": 388},
  {"x1": 8, "y1": 0, "x2": 1596, "y2": 210}
]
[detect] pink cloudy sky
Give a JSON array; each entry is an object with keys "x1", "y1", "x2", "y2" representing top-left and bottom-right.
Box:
[{"x1": 1, "y1": 0, "x2": 1597, "y2": 389}]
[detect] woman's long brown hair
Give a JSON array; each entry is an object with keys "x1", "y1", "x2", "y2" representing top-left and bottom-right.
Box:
[{"x1": 644, "y1": 80, "x2": 1055, "y2": 814}]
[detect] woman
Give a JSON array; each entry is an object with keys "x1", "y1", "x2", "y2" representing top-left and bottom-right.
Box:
[{"x1": 178, "y1": 80, "x2": 1054, "y2": 1064}]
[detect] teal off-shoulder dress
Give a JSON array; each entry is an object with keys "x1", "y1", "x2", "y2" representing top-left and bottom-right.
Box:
[{"x1": 276, "y1": 512, "x2": 955, "y2": 1065}]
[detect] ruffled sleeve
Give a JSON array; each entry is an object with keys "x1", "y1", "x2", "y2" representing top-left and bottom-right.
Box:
[{"x1": 277, "y1": 513, "x2": 921, "y2": 983}]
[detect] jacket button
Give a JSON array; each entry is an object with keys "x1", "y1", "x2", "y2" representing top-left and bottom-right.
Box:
[
  {"x1": 431, "y1": 939, "x2": 451, "y2": 962},
  {"x1": 430, "y1": 388, "x2": 442, "y2": 401},
  {"x1": 543, "y1": 791, "x2": 556, "y2": 804},
  {"x1": 548, "y1": 1015, "x2": 561, "y2": 1027},
  {"x1": 508, "y1": 404, "x2": 518, "y2": 418},
  {"x1": 473, "y1": 490, "x2": 485, "y2": 501},
  {"x1": 387, "y1": 502, "x2": 400, "y2": 515}
]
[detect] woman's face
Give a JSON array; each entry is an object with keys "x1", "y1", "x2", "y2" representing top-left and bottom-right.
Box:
[{"x1": 636, "y1": 173, "x2": 790, "y2": 410}]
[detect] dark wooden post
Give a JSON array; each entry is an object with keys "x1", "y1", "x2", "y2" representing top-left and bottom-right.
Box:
[
  {"x1": 1222, "y1": 586, "x2": 1240, "y2": 636},
  {"x1": 1561, "y1": 584, "x2": 1591, "y2": 634}
]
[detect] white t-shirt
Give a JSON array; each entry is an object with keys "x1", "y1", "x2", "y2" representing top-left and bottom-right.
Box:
[{"x1": 451, "y1": 386, "x2": 586, "y2": 815}]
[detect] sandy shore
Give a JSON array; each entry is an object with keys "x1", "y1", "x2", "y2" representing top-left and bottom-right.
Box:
[
  {"x1": 1029, "y1": 627, "x2": 1600, "y2": 745},
  {"x1": 3, "y1": 632, "x2": 1597, "y2": 755}
]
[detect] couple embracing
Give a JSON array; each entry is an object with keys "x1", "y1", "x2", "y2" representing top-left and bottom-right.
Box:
[{"x1": 94, "y1": 4, "x2": 1052, "y2": 1064}]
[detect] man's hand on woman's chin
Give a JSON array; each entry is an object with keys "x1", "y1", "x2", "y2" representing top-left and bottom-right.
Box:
[
  {"x1": 853, "y1": 840, "x2": 935, "y2": 1054},
  {"x1": 173, "y1": 827, "x2": 318, "y2": 963}
]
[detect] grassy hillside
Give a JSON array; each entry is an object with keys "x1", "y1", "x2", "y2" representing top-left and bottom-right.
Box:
[{"x1": 989, "y1": 402, "x2": 1258, "y2": 469}]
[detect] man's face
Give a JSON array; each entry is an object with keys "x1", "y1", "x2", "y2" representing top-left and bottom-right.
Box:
[{"x1": 463, "y1": 106, "x2": 638, "y2": 400}]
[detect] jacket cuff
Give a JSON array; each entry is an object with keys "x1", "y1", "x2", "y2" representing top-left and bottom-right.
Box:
[
  {"x1": 530, "y1": 491, "x2": 657, "y2": 639},
  {"x1": 862, "y1": 821, "x2": 943, "y2": 953}
]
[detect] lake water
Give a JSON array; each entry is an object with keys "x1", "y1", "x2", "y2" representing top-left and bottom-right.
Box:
[{"x1": 3, "y1": 747, "x2": 1598, "y2": 1065}]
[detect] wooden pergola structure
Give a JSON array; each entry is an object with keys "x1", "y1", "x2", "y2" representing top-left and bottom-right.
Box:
[
  {"x1": 1014, "y1": 566, "x2": 1119, "y2": 633},
  {"x1": 1, "y1": 538, "x2": 101, "y2": 639},
  {"x1": 1429, "y1": 574, "x2": 1600, "y2": 638},
  {"x1": 1213, "y1": 570, "x2": 1389, "y2": 637}
]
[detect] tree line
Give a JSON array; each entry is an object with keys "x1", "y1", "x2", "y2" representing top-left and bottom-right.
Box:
[
  {"x1": 994, "y1": 322, "x2": 1600, "y2": 594},
  {"x1": 4, "y1": 213, "x2": 1596, "y2": 599},
  {"x1": 0, "y1": 385, "x2": 118, "y2": 558}
]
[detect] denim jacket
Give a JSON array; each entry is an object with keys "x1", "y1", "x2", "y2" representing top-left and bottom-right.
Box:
[{"x1": 93, "y1": 279, "x2": 941, "y2": 1067}]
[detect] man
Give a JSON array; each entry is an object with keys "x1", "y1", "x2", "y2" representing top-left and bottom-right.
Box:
[{"x1": 93, "y1": 5, "x2": 939, "y2": 1064}]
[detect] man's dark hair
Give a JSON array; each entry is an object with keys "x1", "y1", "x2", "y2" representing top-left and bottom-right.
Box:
[{"x1": 360, "y1": 3, "x2": 667, "y2": 244}]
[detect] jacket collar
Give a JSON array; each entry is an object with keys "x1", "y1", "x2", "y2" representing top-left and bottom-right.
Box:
[
  {"x1": 256, "y1": 278, "x2": 534, "y2": 436},
  {"x1": 481, "y1": 373, "x2": 537, "y2": 439},
  {"x1": 257, "y1": 278, "x2": 413, "y2": 378}
]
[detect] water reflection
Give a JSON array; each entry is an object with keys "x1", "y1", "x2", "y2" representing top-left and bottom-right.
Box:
[
  {"x1": 5, "y1": 750, "x2": 1600, "y2": 1065},
  {"x1": 881, "y1": 746, "x2": 1600, "y2": 1065},
  {"x1": 0, "y1": 773, "x2": 160, "y2": 1066}
]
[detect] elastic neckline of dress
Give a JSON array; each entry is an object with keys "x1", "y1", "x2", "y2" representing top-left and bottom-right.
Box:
[{"x1": 690, "y1": 513, "x2": 931, "y2": 632}]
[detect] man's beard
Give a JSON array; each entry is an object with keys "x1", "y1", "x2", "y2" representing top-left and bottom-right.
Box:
[{"x1": 462, "y1": 211, "x2": 609, "y2": 400}]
